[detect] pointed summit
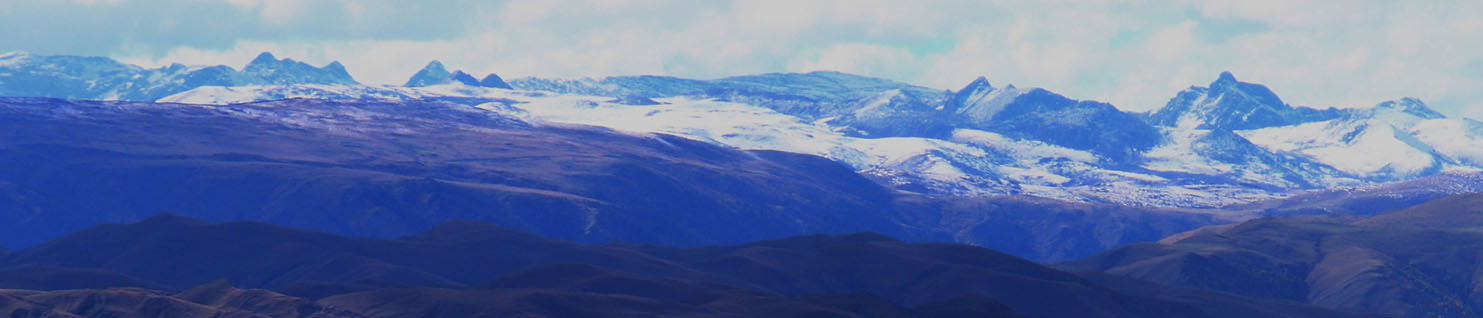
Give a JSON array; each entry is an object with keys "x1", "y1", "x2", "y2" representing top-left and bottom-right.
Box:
[
  {"x1": 421, "y1": 61, "x2": 447, "y2": 74},
  {"x1": 1150, "y1": 72, "x2": 1340, "y2": 130},
  {"x1": 405, "y1": 60, "x2": 455, "y2": 87},
  {"x1": 404, "y1": 61, "x2": 509, "y2": 88},
  {"x1": 449, "y1": 70, "x2": 480, "y2": 86},
  {"x1": 238, "y1": 52, "x2": 358, "y2": 85},
  {"x1": 321, "y1": 61, "x2": 351, "y2": 79},
  {"x1": 1216, "y1": 71, "x2": 1236, "y2": 83},
  {"x1": 943, "y1": 76, "x2": 994, "y2": 113},
  {"x1": 962, "y1": 76, "x2": 992, "y2": 92},
  {"x1": 944, "y1": 75, "x2": 1031, "y2": 122},
  {"x1": 248, "y1": 52, "x2": 278, "y2": 67},
  {"x1": 1208, "y1": 71, "x2": 1242, "y2": 92},
  {"x1": 479, "y1": 73, "x2": 513, "y2": 89},
  {"x1": 323, "y1": 61, "x2": 346, "y2": 72}
]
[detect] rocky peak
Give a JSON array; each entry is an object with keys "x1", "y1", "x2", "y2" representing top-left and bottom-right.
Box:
[
  {"x1": 1150, "y1": 72, "x2": 1339, "y2": 130},
  {"x1": 480, "y1": 73, "x2": 513, "y2": 89}
]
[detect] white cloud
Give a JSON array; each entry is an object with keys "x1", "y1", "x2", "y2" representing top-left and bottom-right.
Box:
[
  {"x1": 91, "y1": 0, "x2": 1483, "y2": 117},
  {"x1": 67, "y1": 0, "x2": 127, "y2": 5},
  {"x1": 789, "y1": 43, "x2": 919, "y2": 79},
  {"x1": 223, "y1": 0, "x2": 304, "y2": 23}
]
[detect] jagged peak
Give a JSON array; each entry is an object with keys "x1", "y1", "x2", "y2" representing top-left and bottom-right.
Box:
[
  {"x1": 449, "y1": 70, "x2": 479, "y2": 85},
  {"x1": 406, "y1": 61, "x2": 459, "y2": 87},
  {"x1": 321, "y1": 61, "x2": 353, "y2": 81},
  {"x1": 1203, "y1": 71, "x2": 1285, "y2": 106},
  {"x1": 1216, "y1": 71, "x2": 1236, "y2": 83},
  {"x1": 960, "y1": 76, "x2": 993, "y2": 93},
  {"x1": 480, "y1": 73, "x2": 512, "y2": 89},
  {"x1": 480, "y1": 73, "x2": 504, "y2": 83},
  {"x1": 1207, "y1": 71, "x2": 1243, "y2": 91},
  {"x1": 248, "y1": 52, "x2": 278, "y2": 66},
  {"x1": 420, "y1": 60, "x2": 448, "y2": 73}
]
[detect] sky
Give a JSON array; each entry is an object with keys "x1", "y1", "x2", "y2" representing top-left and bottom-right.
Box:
[{"x1": 2, "y1": 0, "x2": 1480, "y2": 117}]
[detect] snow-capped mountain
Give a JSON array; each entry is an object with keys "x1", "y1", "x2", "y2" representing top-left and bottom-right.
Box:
[
  {"x1": 1149, "y1": 71, "x2": 1343, "y2": 131},
  {"x1": 8, "y1": 52, "x2": 1483, "y2": 208},
  {"x1": 0, "y1": 51, "x2": 356, "y2": 101},
  {"x1": 151, "y1": 81, "x2": 1284, "y2": 207},
  {"x1": 510, "y1": 71, "x2": 1160, "y2": 161},
  {"x1": 239, "y1": 52, "x2": 357, "y2": 86},
  {"x1": 404, "y1": 60, "x2": 512, "y2": 89},
  {"x1": 942, "y1": 76, "x2": 1026, "y2": 122},
  {"x1": 1237, "y1": 98, "x2": 1483, "y2": 181}
]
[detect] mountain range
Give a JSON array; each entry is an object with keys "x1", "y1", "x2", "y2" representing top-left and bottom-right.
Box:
[
  {"x1": 0, "y1": 52, "x2": 355, "y2": 101},
  {"x1": 5, "y1": 52, "x2": 1481, "y2": 209},
  {"x1": 0, "y1": 96, "x2": 1232, "y2": 263},
  {"x1": 4, "y1": 51, "x2": 1483, "y2": 317},
  {"x1": 0, "y1": 215, "x2": 1379, "y2": 318}
]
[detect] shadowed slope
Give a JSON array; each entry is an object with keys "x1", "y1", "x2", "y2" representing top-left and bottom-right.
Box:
[
  {"x1": 1064, "y1": 192, "x2": 1483, "y2": 317},
  {"x1": 0, "y1": 97, "x2": 908, "y2": 249},
  {"x1": 2, "y1": 216, "x2": 1375, "y2": 318}
]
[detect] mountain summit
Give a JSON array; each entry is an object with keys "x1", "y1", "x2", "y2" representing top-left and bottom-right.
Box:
[
  {"x1": 404, "y1": 60, "x2": 511, "y2": 88},
  {"x1": 239, "y1": 52, "x2": 358, "y2": 85},
  {"x1": 944, "y1": 76, "x2": 1026, "y2": 122},
  {"x1": 1150, "y1": 72, "x2": 1342, "y2": 130}
]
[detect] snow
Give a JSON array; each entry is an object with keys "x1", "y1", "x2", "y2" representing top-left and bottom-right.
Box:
[
  {"x1": 852, "y1": 89, "x2": 902, "y2": 117},
  {"x1": 1142, "y1": 126, "x2": 1234, "y2": 176},
  {"x1": 1240, "y1": 119, "x2": 1436, "y2": 176},
  {"x1": 1411, "y1": 119, "x2": 1483, "y2": 166},
  {"x1": 1140, "y1": 103, "x2": 1245, "y2": 177},
  {"x1": 0, "y1": 51, "x2": 29, "y2": 68},
  {"x1": 514, "y1": 95, "x2": 851, "y2": 157},
  {"x1": 155, "y1": 83, "x2": 1290, "y2": 207},
  {"x1": 956, "y1": 85, "x2": 1027, "y2": 121},
  {"x1": 145, "y1": 81, "x2": 1483, "y2": 209},
  {"x1": 950, "y1": 129, "x2": 1096, "y2": 163},
  {"x1": 158, "y1": 84, "x2": 525, "y2": 105}
]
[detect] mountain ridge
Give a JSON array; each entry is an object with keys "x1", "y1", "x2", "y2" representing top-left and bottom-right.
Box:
[
  {"x1": 1061, "y1": 191, "x2": 1483, "y2": 318},
  {"x1": 0, "y1": 215, "x2": 1380, "y2": 318},
  {"x1": 6, "y1": 52, "x2": 1483, "y2": 211}
]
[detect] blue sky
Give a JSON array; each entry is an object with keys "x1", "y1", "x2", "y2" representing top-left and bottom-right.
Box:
[{"x1": 2, "y1": 0, "x2": 1480, "y2": 117}]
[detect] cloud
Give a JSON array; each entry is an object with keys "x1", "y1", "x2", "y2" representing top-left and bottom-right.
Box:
[
  {"x1": 789, "y1": 43, "x2": 919, "y2": 79},
  {"x1": 6, "y1": 0, "x2": 1483, "y2": 117},
  {"x1": 224, "y1": 0, "x2": 304, "y2": 23}
]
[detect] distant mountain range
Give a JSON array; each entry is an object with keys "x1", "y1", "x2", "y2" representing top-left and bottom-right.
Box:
[
  {"x1": 10, "y1": 52, "x2": 1470, "y2": 208},
  {"x1": 4, "y1": 51, "x2": 1483, "y2": 251},
  {"x1": 6, "y1": 51, "x2": 1483, "y2": 317},
  {"x1": 0, "y1": 96, "x2": 1236, "y2": 263},
  {"x1": 0, "y1": 51, "x2": 355, "y2": 101}
]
